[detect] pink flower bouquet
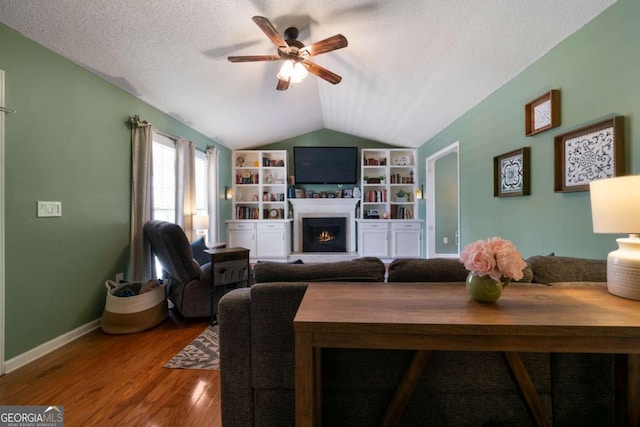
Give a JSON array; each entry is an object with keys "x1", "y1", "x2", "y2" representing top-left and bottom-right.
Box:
[{"x1": 459, "y1": 237, "x2": 527, "y2": 282}]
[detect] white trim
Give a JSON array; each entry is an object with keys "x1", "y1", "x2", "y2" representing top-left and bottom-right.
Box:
[
  {"x1": 4, "y1": 319, "x2": 101, "y2": 374},
  {"x1": 425, "y1": 142, "x2": 460, "y2": 259},
  {"x1": 0, "y1": 70, "x2": 6, "y2": 375}
]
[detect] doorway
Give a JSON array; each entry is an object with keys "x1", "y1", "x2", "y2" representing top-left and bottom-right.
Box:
[{"x1": 425, "y1": 142, "x2": 459, "y2": 258}]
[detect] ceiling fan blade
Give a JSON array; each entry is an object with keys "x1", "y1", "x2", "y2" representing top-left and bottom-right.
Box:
[
  {"x1": 252, "y1": 16, "x2": 290, "y2": 53},
  {"x1": 276, "y1": 78, "x2": 290, "y2": 91},
  {"x1": 227, "y1": 55, "x2": 281, "y2": 63},
  {"x1": 303, "y1": 60, "x2": 342, "y2": 84},
  {"x1": 302, "y1": 34, "x2": 348, "y2": 56}
]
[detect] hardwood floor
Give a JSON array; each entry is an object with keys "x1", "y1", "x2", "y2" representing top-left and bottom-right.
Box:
[{"x1": 0, "y1": 310, "x2": 222, "y2": 427}]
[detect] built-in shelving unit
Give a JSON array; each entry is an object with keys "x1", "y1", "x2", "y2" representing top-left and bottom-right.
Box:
[
  {"x1": 358, "y1": 148, "x2": 423, "y2": 258},
  {"x1": 228, "y1": 150, "x2": 291, "y2": 260},
  {"x1": 232, "y1": 150, "x2": 288, "y2": 220},
  {"x1": 360, "y1": 148, "x2": 418, "y2": 220}
]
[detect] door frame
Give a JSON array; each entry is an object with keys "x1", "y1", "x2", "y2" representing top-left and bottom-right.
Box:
[
  {"x1": 0, "y1": 70, "x2": 6, "y2": 375},
  {"x1": 425, "y1": 141, "x2": 460, "y2": 259}
]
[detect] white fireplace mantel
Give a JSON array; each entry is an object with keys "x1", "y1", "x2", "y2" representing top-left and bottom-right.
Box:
[{"x1": 289, "y1": 198, "x2": 359, "y2": 253}]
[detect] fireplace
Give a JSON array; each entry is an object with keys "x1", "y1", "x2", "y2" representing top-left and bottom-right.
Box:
[
  {"x1": 303, "y1": 217, "x2": 347, "y2": 253},
  {"x1": 289, "y1": 198, "x2": 358, "y2": 254}
]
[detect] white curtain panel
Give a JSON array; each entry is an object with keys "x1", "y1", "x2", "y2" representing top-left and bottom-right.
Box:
[
  {"x1": 206, "y1": 146, "x2": 220, "y2": 244},
  {"x1": 175, "y1": 138, "x2": 196, "y2": 241},
  {"x1": 130, "y1": 115, "x2": 155, "y2": 281}
]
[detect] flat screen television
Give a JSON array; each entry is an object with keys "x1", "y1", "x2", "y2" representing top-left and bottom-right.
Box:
[{"x1": 293, "y1": 146, "x2": 359, "y2": 185}]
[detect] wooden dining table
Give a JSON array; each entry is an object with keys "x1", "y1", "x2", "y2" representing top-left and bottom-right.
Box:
[{"x1": 293, "y1": 282, "x2": 640, "y2": 427}]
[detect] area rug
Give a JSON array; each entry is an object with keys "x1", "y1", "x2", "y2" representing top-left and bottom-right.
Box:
[{"x1": 164, "y1": 325, "x2": 220, "y2": 370}]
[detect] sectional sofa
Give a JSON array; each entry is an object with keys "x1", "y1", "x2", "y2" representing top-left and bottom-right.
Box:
[{"x1": 218, "y1": 255, "x2": 613, "y2": 426}]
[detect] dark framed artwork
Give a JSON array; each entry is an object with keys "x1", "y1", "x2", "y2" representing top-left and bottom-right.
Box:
[
  {"x1": 493, "y1": 147, "x2": 531, "y2": 197},
  {"x1": 525, "y1": 90, "x2": 560, "y2": 136},
  {"x1": 554, "y1": 116, "x2": 625, "y2": 192}
]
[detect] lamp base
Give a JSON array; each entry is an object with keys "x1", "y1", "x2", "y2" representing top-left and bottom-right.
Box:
[{"x1": 607, "y1": 236, "x2": 640, "y2": 300}]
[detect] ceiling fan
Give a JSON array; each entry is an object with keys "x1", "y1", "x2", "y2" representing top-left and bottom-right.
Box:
[{"x1": 228, "y1": 16, "x2": 348, "y2": 91}]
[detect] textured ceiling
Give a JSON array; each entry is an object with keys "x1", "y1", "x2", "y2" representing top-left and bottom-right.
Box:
[{"x1": 0, "y1": 0, "x2": 616, "y2": 149}]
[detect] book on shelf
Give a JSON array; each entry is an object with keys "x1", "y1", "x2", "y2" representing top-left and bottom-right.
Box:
[
  {"x1": 391, "y1": 206, "x2": 413, "y2": 219},
  {"x1": 365, "y1": 189, "x2": 387, "y2": 203},
  {"x1": 236, "y1": 206, "x2": 259, "y2": 219}
]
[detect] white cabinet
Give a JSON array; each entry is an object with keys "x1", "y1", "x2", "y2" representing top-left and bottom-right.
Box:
[
  {"x1": 226, "y1": 220, "x2": 291, "y2": 259},
  {"x1": 227, "y1": 222, "x2": 256, "y2": 254},
  {"x1": 358, "y1": 220, "x2": 422, "y2": 258},
  {"x1": 358, "y1": 222, "x2": 389, "y2": 258},
  {"x1": 391, "y1": 222, "x2": 422, "y2": 258},
  {"x1": 256, "y1": 222, "x2": 290, "y2": 258}
]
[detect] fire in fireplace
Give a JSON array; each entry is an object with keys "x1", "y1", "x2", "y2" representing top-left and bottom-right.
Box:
[{"x1": 302, "y1": 217, "x2": 347, "y2": 253}]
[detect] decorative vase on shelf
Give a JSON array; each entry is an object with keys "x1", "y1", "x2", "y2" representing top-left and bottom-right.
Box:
[{"x1": 465, "y1": 272, "x2": 508, "y2": 303}]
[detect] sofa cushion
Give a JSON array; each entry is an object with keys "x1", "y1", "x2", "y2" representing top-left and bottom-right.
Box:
[
  {"x1": 527, "y1": 255, "x2": 606, "y2": 283},
  {"x1": 387, "y1": 258, "x2": 533, "y2": 283},
  {"x1": 253, "y1": 257, "x2": 385, "y2": 283},
  {"x1": 387, "y1": 258, "x2": 468, "y2": 282}
]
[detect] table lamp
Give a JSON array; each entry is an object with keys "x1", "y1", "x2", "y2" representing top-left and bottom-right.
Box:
[
  {"x1": 192, "y1": 214, "x2": 209, "y2": 241},
  {"x1": 589, "y1": 175, "x2": 640, "y2": 300}
]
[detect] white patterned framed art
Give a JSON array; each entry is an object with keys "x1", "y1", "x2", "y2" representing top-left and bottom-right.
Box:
[
  {"x1": 493, "y1": 147, "x2": 531, "y2": 197},
  {"x1": 525, "y1": 90, "x2": 560, "y2": 136},
  {"x1": 554, "y1": 116, "x2": 625, "y2": 192}
]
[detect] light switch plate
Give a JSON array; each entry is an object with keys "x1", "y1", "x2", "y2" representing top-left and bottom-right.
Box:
[{"x1": 37, "y1": 201, "x2": 62, "y2": 217}]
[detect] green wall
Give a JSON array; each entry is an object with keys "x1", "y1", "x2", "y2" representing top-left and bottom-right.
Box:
[
  {"x1": 0, "y1": 23, "x2": 231, "y2": 359},
  {"x1": 418, "y1": 0, "x2": 639, "y2": 259}
]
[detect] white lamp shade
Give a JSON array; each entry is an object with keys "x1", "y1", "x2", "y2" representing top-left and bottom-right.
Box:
[
  {"x1": 192, "y1": 214, "x2": 209, "y2": 230},
  {"x1": 589, "y1": 175, "x2": 640, "y2": 234},
  {"x1": 277, "y1": 60, "x2": 294, "y2": 81}
]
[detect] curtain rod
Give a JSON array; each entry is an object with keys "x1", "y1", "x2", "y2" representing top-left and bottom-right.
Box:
[
  {"x1": 1, "y1": 106, "x2": 16, "y2": 114},
  {"x1": 132, "y1": 115, "x2": 208, "y2": 151}
]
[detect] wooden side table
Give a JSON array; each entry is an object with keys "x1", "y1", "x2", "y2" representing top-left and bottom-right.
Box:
[{"x1": 205, "y1": 246, "x2": 250, "y2": 324}]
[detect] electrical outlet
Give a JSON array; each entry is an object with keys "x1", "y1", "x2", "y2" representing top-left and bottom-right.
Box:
[
  {"x1": 443, "y1": 237, "x2": 448, "y2": 244},
  {"x1": 115, "y1": 272, "x2": 124, "y2": 283}
]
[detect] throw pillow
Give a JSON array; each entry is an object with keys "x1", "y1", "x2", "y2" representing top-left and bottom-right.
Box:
[{"x1": 190, "y1": 237, "x2": 210, "y2": 266}]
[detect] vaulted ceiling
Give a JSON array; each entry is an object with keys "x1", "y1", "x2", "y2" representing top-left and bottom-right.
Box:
[{"x1": 0, "y1": 0, "x2": 616, "y2": 150}]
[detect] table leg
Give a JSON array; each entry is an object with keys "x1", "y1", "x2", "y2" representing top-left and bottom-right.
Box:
[
  {"x1": 503, "y1": 352, "x2": 552, "y2": 427},
  {"x1": 381, "y1": 350, "x2": 432, "y2": 427},
  {"x1": 614, "y1": 354, "x2": 640, "y2": 427},
  {"x1": 296, "y1": 331, "x2": 317, "y2": 426}
]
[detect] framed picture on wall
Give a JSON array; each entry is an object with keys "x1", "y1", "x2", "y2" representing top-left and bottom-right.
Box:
[
  {"x1": 525, "y1": 89, "x2": 560, "y2": 136},
  {"x1": 554, "y1": 116, "x2": 625, "y2": 192},
  {"x1": 493, "y1": 147, "x2": 531, "y2": 197}
]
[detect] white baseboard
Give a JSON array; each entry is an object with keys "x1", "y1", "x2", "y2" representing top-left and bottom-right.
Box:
[{"x1": 4, "y1": 319, "x2": 101, "y2": 374}]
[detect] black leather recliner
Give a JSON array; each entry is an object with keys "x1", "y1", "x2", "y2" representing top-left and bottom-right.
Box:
[{"x1": 143, "y1": 220, "x2": 248, "y2": 318}]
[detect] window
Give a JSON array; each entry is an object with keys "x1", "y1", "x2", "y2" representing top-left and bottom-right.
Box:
[
  {"x1": 151, "y1": 133, "x2": 212, "y2": 276},
  {"x1": 152, "y1": 134, "x2": 209, "y2": 222},
  {"x1": 152, "y1": 134, "x2": 176, "y2": 223}
]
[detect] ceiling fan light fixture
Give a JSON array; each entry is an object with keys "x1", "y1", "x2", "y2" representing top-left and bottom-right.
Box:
[
  {"x1": 291, "y1": 61, "x2": 308, "y2": 83},
  {"x1": 276, "y1": 60, "x2": 294, "y2": 81},
  {"x1": 277, "y1": 60, "x2": 308, "y2": 85},
  {"x1": 231, "y1": 16, "x2": 346, "y2": 90}
]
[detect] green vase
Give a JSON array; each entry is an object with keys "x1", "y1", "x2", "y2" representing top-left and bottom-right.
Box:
[{"x1": 466, "y1": 272, "x2": 505, "y2": 303}]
